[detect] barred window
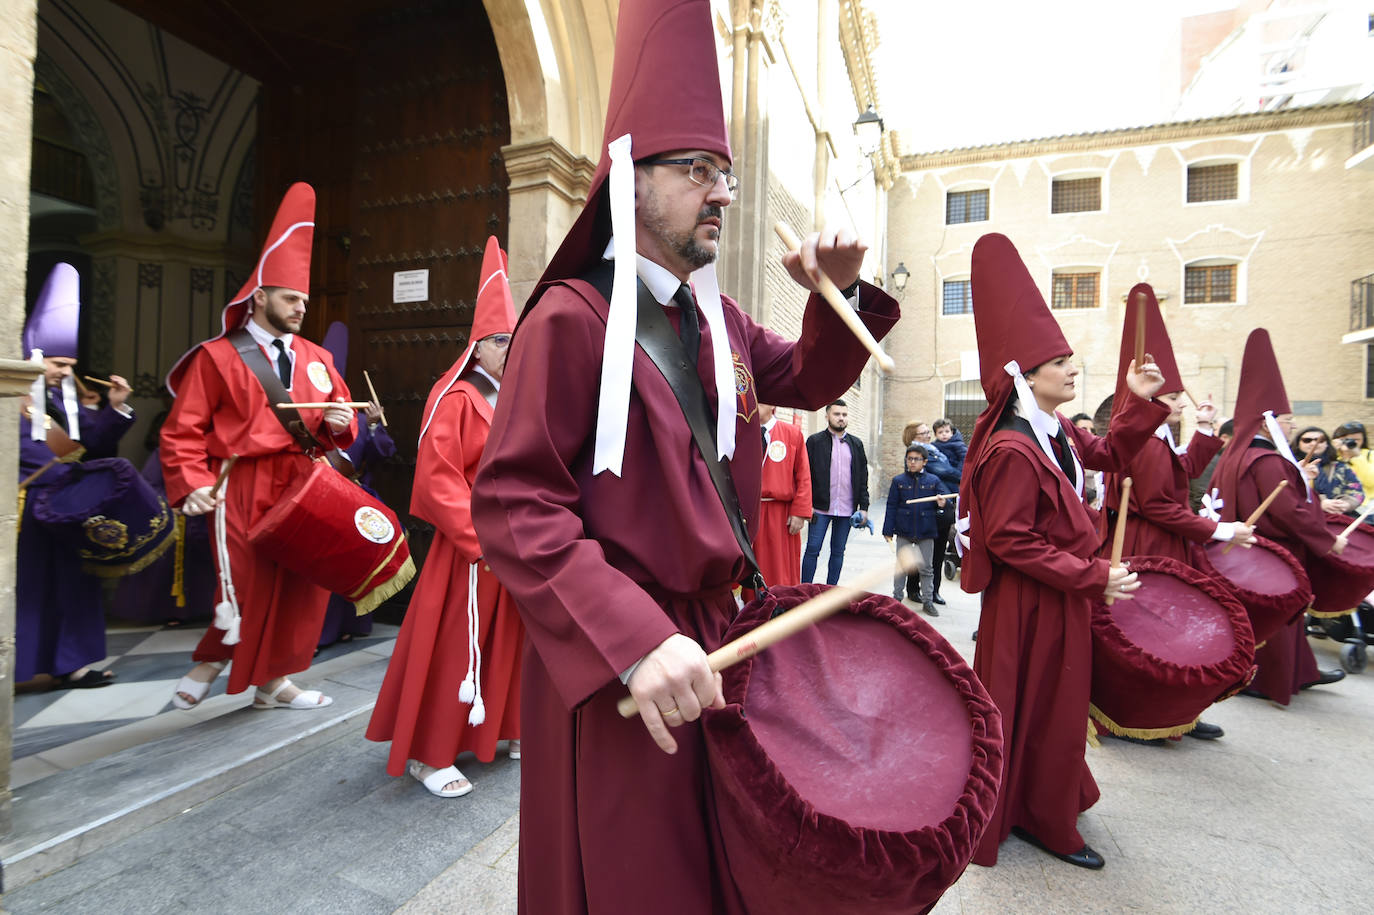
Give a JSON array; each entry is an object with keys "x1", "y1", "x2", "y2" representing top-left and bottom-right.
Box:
[
  {"x1": 1184, "y1": 264, "x2": 1237, "y2": 303},
  {"x1": 1051, "y1": 176, "x2": 1101, "y2": 213},
  {"x1": 1051, "y1": 271, "x2": 1099, "y2": 309},
  {"x1": 1187, "y1": 163, "x2": 1239, "y2": 202},
  {"x1": 946, "y1": 189, "x2": 989, "y2": 225},
  {"x1": 942, "y1": 279, "x2": 973, "y2": 315}
]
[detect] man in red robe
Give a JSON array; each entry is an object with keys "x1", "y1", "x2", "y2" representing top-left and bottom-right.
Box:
[
  {"x1": 753, "y1": 404, "x2": 811, "y2": 586},
  {"x1": 366, "y1": 236, "x2": 522, "y2": 798},
  {"x1": 161, "y1": 183, "x2": 355, "y2": 710},
  {"x1": 960, "y1": 234, "x2": 1167, "y2": 870},
  {"x1": 1214, "y1": 329, "x2": 1346, "y2": 705},
  {"x1": 470, "y1": 3, "x2": 899, "y2": 911}
]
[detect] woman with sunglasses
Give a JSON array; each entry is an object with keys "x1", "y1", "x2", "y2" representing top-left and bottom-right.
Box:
[{"x1": 1291, "y1": 427, "x2": 1364, "y2": 517}]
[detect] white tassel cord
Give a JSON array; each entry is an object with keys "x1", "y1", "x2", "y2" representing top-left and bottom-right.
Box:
[
  {"x1": 211, "y1": 462, "x2": 242, "y2": 645},
  {"x1": 460, "y1": 562, "x2": 486, "y2": 726}
]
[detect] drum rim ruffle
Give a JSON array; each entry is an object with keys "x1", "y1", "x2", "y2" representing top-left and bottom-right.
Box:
[{"x1": 701, "y1": 584, "x2": 1002, "y2": 911}]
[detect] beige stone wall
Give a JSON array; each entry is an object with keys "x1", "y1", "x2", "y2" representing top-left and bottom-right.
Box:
[
  {"x1": 882, "y1": 105, "x2": 1374, "y2": 482},
  {"x1": 0, "y1": 0, "x2": 38, "y2": 835}
]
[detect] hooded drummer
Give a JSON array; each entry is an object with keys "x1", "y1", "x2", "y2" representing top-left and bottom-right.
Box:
[
  {"x1": 160, "y1": 182, "x2": 356, "y2": 712},
  {"x1": 959, "y1": 235, "x2": 1167, "y2": 870},
  {"x1": 16, "y1": 263, "x2": 135, "y2": 689},
  {"x1": 469, "y1": 1, "x2": 900, "y2": 909}
]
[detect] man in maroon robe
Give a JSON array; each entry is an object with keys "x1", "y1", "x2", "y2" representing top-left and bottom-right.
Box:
[
  {"x1": 1214, "y1": 329, "x2": 1346, "y2": 705},
  {"x1": 470, "y1": 2, "x2": 898, "y2": 911},
  {"x1": 960, "y1": 235, "x2": 1167, "y2": 870}
]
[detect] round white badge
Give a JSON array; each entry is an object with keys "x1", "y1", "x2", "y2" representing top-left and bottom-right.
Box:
[
  {"x1": 307, "y1": 361, "x2": 333, "y2": 394},
  {"x1": 354, "y1": 506, "x2": 395, "y2": 544},
  {"x1": 767, "y1": 439, "x2": 788, "y2": 463}
]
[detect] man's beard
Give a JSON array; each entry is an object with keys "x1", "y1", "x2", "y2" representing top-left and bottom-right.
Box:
[
  {"x1": 266, "y1": 308, "x2": 300, "y2": 335},
  {"x1": 643, "y1": 196, "x2": 723, "y2": 271}
]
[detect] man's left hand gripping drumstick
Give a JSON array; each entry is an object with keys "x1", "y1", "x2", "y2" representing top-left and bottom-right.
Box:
[{"x1": 626, "y1": 634, "x2": 725, "y2": 755}]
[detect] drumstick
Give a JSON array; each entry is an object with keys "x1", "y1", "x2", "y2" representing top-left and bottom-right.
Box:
[
  {"x1": 209, "y1": 454, "x2": 239, "y2": 499},
  {"x1": 19, "y1": 455, "x2": 63, "y2": 490},
  {"x1": 905, "y1": 495, "x2": 946, "y2": 504},
  {"x1": 1105, "y1": 477, "x2": 1132, "y2": 607},
  {"x1": 1133, "y1": 291, "x2": 1146, "y2": 371},
  {"x1": 362, "y1": 370, "x2": 388, "y2": 428},
  {"x1": 1339, "y1": 504, "x2": 1374, "y2": 539},
  {"x1": 1223, "y1": 480, "x2": 1288, "y2": 555},
  {"x1": 82, "y1": 375, "x2": 114, "y2": 388},
  {"x1": 616, "y1": 548, "x2": 921, "y2": 719},
  {"x1": 72, "y1": 375, "x2": 91, "y2": 398},
  {"x1": 276, "y1": 402, "x2": 371, "y2": 410},
  {"x1": 773, "y1": 222, "x2": 896, "y2": 375}
]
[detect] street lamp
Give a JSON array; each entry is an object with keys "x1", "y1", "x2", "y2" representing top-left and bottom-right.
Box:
[
  {"x1": 891, "y1": 261, "x2": 909, "y2": 294},
  {"x1": 853, "y1": 105, "x2": 884, "y2": 157}
]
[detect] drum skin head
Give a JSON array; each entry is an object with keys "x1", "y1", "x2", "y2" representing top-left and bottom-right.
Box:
[
  {"x1": 1201, "y1": 536, "x2": 1311, "y2": 644},
  {"x1": 702, "y1": 585, "x2": 1002, "y2": 915},
  {"x1": 1091, "y1": 556, "x2": 1256, "y2": 738}
]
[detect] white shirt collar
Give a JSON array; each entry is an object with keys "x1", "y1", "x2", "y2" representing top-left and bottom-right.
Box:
[
  {"x1": 1028, "y1": 406, "x2": 1061, "y2": 440},
  {"x1": 603, "y1": 238, "x2": 687, "y2": 306},
  {"x1": 762, "y1": 415, "x2": 777, "y2": 433},
  {"x1": 246, "y1": 317, "x2": 293, "y2": 350}
]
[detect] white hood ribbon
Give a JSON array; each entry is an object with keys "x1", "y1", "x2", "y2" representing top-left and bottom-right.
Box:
[
  {"x1": 1154, "y1": 423, "x2": 1186, "y2": 455},
  {"x1": 1199, "y1": 488, "x2": 1224, "y2": 521},
  {"x1": 61, "y1": 375, "x2": 81, "y2": 439},
  {"x1": 28, "y1": 349, "x2": 45, "y2": 441},
  {"x1": 1007, "y1": 360, "x2": 1083, "y2": 500},
  {"x1": 1263, "y1": 410, "x2": 1311, "y2": 502},
  {"x1": 593, "y1": 133, "x2": 737, "y2": 475}
]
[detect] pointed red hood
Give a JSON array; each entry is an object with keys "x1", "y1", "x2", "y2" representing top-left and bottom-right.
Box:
[
  {"x1": 165, "y1": 183, "x2": 316, "y2": 393},
  {"x1": 1111, "y1": 283, "x2": 1183, "y2": 422},
  {"x1": 525, "y1": 0, "x2": 730, "y2": 312},
  {"x1": 1212, "y1": 328, "x2": 1292, "y2": 516}
]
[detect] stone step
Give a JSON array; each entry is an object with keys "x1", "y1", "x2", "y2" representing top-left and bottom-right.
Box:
[{"x1": 1, "y1": 653, "x2": 389, "y2": 890}]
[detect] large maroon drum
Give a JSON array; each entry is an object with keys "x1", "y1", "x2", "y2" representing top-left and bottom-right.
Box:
[
  {"x1": 1090, "y1": 556, "x2": 1256, "y2": 739},
  {"x1": 1307, "y1": 515, "x2": 1374, "y2": 617},
  {"x1": 701, "y1": 585, "x2": 1002, "y2": 915},
  {"x1": 1197, "y1": 535, "x2": 1312, "y2": 646}
]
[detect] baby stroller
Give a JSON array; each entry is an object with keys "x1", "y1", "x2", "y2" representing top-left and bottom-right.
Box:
[
  {"x1": 1307, "y1": 597, "x2": 1372, "y2": 674},
  {"x1": 942, "y1": 521, "x2": 962, "y2": 584}
]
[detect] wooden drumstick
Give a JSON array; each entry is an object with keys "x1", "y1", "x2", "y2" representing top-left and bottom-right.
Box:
[
  {"x1": 276, "y1": 401, "x2": 371, "y2": 410},
  {"x1": 616, "y1": 547, "x2": 921, "y2": 719},
  {"x1": 1133, "y1": 291, "x2": 1147, "y2": 371},
  {"x1": 19, "y1": 455, "x2": 63, "y2": 490},
  {"x1": 82, "y1": 375, "x2": 114, "y2": 388},
  {"x1": 1105, "y1": 477, "x2": 1132, "y2": 606},
  {"x1": 362, "y1": 370, "x2": 388, "y2": 428},
  {"x1": 773, "y1": 222, "x2": 896, "y2": 374},
  {"x1": 1339, "y1": 503, "x2": 1374, "y2": 539},
  {"x1": 209, "y1": 454, "x2": 239, "y2": 500},
  {"x1": 1223, "y1": 480, "x2": 1288, "y2": 555},
  {"x1": 905, "y1": 494, "x2": 947, "y2": 504}
]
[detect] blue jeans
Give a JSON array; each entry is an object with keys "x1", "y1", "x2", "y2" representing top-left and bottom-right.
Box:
[{"x1": 802, "y1": 513, "x2": 852, "y2": 585}]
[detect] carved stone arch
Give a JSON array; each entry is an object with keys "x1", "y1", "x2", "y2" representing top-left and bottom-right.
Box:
[{"x1": 33, "y1": 50, "x2": 121, "y2": 232}]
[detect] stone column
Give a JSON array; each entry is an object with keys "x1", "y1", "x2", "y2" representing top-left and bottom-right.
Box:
[
  {"x1": 0, "y1": 0, "x2": 40, "y2": 838},
  {"x1": 501, "y1": 136, "x2": 595, "y2": 309}
]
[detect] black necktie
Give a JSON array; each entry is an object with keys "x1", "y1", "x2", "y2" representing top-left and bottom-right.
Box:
[
  {"x1": 1052, "y1": 429, "x2": 1078, "y2": 486},
  {"x1": 272, "y1": 338, "x2": 292, "y2": 388},
  {"x1": 673, "y1": 284, "x2": 700, "y2": 361},
  {"x1": 762, "y1": 425, "x2": 769, "y2": 449}
]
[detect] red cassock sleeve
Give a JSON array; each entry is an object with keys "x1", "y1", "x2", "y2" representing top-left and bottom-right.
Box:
[
  {"x1": 979, "y1": 446, "x2": 1111, "y2": 600},
  {"x1": 1178, "y1": 429, "x2": 1224, "y2": 479},
  {"x1": 1129, "y1": 436, "x2": 1219, "y2": 543},
  {"x1": 160, "y1": 347, "x2": 229, "y2": 506},
  {"x1": 1064, "y1": 392, "x2": 1172, "y2": 473},
  {"x1": 410, "y1": 387, "x2": 485, "y2": 565},
  {"x1": 1248, "y1": 453, "x2": 1336, "y2": 557}
]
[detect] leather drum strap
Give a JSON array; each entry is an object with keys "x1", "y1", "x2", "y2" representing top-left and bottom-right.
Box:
[{"x1": 227, "y1": 328, "x2": 325, "y2": 455}]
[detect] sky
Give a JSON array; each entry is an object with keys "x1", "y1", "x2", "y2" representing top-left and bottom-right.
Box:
[{"x1": 868, "y1": 0, "x2": 1242, "y2": 152}]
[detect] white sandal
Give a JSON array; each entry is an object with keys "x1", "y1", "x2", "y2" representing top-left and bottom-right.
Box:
[
  {"x1": 252, "y1": 679, "x2": 333, "y2": 710},
  {"x1": 408, "y1": 760, "x2": 473, "y2": 798},
  {"x1": 171, "y1": 661, "x2": 227, "y2": 710},
  {"x1": 508, "y1": 739, "x2": 521, "y2": 760}
]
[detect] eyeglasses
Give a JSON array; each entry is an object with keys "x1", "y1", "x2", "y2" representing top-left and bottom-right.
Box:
[
  {"x1": 643, "y1": 157, "x2": 739, "y2": 197},
  {"x1": 1299, "y1": 436, "x2": 1325, "y2": 444},
  {"x1": 482, "y1": 334, "x2": 512, "y2": 347}
]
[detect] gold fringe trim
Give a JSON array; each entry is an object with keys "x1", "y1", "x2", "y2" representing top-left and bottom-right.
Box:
[
  {"x1": 1086, "y1": 716, "x2": 1101, "y2": 749},
  {"x1": 348, "y1": 535, "x2": 407, "y2": 600},
  {"x1": 172, "y1": 513, "x2": 186, "y2": 608},
  {"x1": 1308, "y1": 607, "x2": 1356, "y2": 619},
  {"x1": 81, "y1": 525, "x2": 177, "y2": 579},
  {"x1": 352, "y1": 554, "x2": 415, "y2": 615},
  {"x1": 16, "y1": 487, "x2": 25, "y2": 535},
  {"x1": 1089, "y1": 703, "x2": 1201, "y2": 740}
]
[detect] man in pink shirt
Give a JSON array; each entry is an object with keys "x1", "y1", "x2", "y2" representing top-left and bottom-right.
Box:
[{"x1": 802, "y1": 400, "x2": 869, "y2": 584}]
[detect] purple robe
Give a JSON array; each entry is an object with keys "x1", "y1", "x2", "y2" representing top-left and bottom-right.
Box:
[
  {"x1": 472, "y1": 279, "x2": 898, "y2": 914},
  {"x1": 319, "y1": 416, "x2": 398, "y2": 645},
  {"x1": 16, "y1": 396, "x2": 133, "y2": 680}
]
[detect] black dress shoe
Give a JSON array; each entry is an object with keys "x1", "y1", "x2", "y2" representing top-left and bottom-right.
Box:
[
  {"x1": 1105, "y1": 732, "x2": 1165, "y2": 747},
  {"x1": 1185, "y1": 721, "x2": 1224, "y2": 740},
  {"x1": 1301, "y1": 669, "x2": 1346, "y2": 689},
  {"x1": 1011, "y1": 827, "x2": 1105, "y2": 870},
  {"x1": 1238, "y1": 687, "x2": 1270, "y2": 699},
  {"x1": 932, "y1": 594, "x2": 947, "y2": 606}
]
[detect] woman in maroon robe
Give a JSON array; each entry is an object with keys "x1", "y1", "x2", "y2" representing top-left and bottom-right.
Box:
[
  {"x1": 1213, "y1": 329, "x2": 1346, "y2": 705},
  {"x1": 960, "y1": 235, "x2": 1168, "y2": 870}
]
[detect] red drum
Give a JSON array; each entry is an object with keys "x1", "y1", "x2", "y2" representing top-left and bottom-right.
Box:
[
  {"x1": 1090, "y1": 556, "x2": 1256, "y2": 739},
  {"x1": 701, "y1": 584, "x2": 1002, "y2": 915},
  {"x1": 30, "y1": 457, "x2": 176, "y2": 578},
  {"x1": 248, "y1": 461, "x2": 416, "y2": 613},
  {"x1": 1307, "y1": 515, "x2": 1374, "y2": 617},
  {"x1": 1197, "y1": 535, "x2": 1312, "y2": 647}
]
